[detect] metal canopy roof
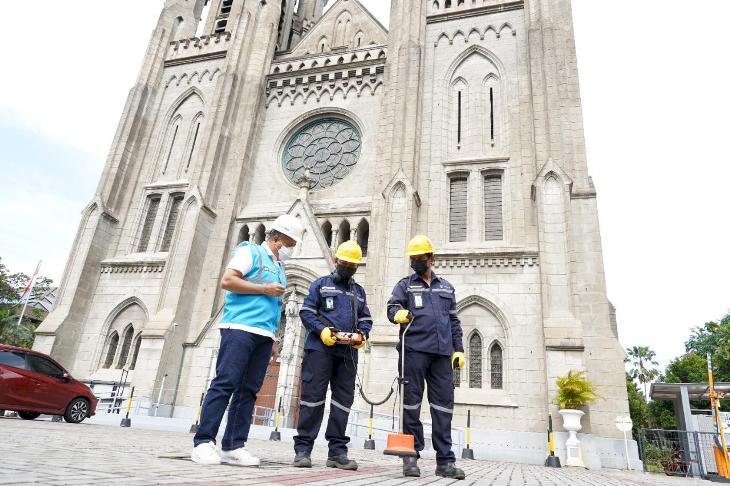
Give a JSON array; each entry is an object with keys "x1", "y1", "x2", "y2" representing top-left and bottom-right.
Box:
[{"x1": 650, "y1": 382, "x2": 730, "y2": 401}]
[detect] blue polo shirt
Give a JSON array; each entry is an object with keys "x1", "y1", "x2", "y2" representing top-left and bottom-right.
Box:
[
  {"x1": 387, "y1": 272, "x2": 464, "y2": 356},
  {"x1": 299, "y1": 273, "x2": 373, "y2": 357}
]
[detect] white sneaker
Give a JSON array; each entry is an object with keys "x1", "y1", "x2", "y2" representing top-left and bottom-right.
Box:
[
  {"x1": 221, "y1": 447, "x2": 260, "y2": 466},
  {"x1": 191, "y1": 442, "x2": 221, "y2": 465}
]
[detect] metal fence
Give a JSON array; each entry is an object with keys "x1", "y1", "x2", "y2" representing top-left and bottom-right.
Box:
[{"x1": 638, "y1": 428, "x2": 730, "y2": 480}]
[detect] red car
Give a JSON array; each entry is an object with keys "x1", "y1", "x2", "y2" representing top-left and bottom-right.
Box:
[{"x1": 0, "y1": 344, "x2": 97, "y2": 423}]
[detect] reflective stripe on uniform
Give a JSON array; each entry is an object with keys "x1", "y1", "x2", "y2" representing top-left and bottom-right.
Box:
[
  {"x1": 430, "y1": 403, "x2": 454, "y2": 414},
  {"x1": 403, "y1": 402, "x2": 421, "y2": 410},
  {"x1": 300, "y1": 400, "x2": 326, "y2": 408},
  {"x1": 330, "y1": 399, "x2": 351, "y2": 413},
  {"x1": 358, "y1": 317, "x2": 372, "y2": 322},
  {"x1": 301, "y1": 306, "x2": 318, "y2": 314},
  {"x1": 449, "y1": 310, "x2": 458, "y2": 315}
]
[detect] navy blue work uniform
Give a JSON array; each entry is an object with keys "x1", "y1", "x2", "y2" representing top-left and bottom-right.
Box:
[
  {"x1": 386, "y1": 272, "x2": 464, "y2": 466},
  {"x1": 293, "y1": 273, "x2": 373, "y2": 457}
]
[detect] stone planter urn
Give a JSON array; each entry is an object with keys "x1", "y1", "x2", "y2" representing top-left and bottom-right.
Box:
[{"x1": 558, "y1": 409, "x2": 585, "y2": 467}]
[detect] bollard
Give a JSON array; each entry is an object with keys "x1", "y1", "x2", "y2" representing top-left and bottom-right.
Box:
[
  {"x1": 461, "y1": 409, "x2": 475, "y2": 459},
  {"x1": 364, "y1": 404, "x2": 376, "y2": 449},
  {"x1": 189, "y1": 392, "x2": 205, "y2": 434},
  {"x1": 120, "y1": 386, "x2": 135, "y2": 427},
  {"x1": 544, "y1": 414, "x2": 561, "y2": 468},
  {"x1": 269, "y1": 396, "x2": 282, "y2": 441}
]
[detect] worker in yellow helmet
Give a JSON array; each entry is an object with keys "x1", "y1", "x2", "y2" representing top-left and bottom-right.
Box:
[
  {"x1": 387, "y1": 235, "x2": 466, "y2": 480},
  {"x1": 293, "y1": 240, "x2": 372, "y2": 471}
]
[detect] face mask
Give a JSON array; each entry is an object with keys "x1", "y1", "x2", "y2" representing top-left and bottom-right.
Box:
[
  {"x1": 278, "y1": 244, "x2": 294, "y2": 262},
  {"x1": 410, "y1": 259, "x2": 429, "y2": 276},
  {"x1": 335, "y1": 264, "x2": 357, "y2": 282}
]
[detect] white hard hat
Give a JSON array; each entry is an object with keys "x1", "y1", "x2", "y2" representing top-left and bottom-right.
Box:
[{"x1": 270, "y1": 214, "x2": 304, "y2": 243}]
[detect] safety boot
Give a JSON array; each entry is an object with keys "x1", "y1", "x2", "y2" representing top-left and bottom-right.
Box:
[
  {"x1": 402, "y1": 456, "x2": 420, "y2": 477},
  {"x1": 435, "y1": 462, "x2": 465, "y2": 480},
  {"x1": 326, "y1": 455, "x2": 358, "y2": 470},
  {"x1": 293, "y1": 451, "x2": 312, "y2": 468}
]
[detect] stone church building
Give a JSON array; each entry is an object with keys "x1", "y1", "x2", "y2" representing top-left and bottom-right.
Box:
[{"x1": 35, "y1": 0, "x2": 633, "y2": 467}]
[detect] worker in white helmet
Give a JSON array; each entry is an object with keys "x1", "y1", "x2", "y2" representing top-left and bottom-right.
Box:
[{"x1": 192, "y1": 214, "x2": 303, "y2": 466}]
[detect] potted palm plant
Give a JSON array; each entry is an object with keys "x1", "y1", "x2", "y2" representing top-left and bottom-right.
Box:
[{"x1": 555, "y1": 370, "x2": 598, "y2": 467}]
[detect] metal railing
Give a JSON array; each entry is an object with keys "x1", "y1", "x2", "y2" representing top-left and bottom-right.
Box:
[{"x1": 638, "y1": 428, "x2": 730, "y2": 480}]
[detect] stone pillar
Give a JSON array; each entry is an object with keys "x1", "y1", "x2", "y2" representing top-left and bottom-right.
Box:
[{"x1": 276, "y1": 293, "x2": 305, "y2": 427}]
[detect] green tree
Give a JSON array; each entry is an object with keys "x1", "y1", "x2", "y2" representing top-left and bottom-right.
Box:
[
  {"x1": 626, "y1": 373, "x2": 649, "y2": 440},
  {"x1": 664, "y1": 352, "x2": 709, "y2": 383},
  {"x1": 0, "y1": 257, "x2": 54, "y2": 348},
  {"x1": 626, "y1": 345, "x2": 660, "y2": 398},
  {"x1": 685, "y1": 313, "x2": 730, "y2": 380}
]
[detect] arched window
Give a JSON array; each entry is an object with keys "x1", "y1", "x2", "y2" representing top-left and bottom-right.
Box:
[
  {"x1": 490, "y1": 342, "x2": 503, "y2": 389},
  {"x1": 117, "y1": 326, "x2": 135, "y2": 369},
  {"x1": 239, "y1": 224, "x2": 250, "y2": 244},
  {"x1": 321, "y1": 221, "x2": 332, "y2": 247},
  {"x1": 483, "y1": 172, "x2": 503, "y2": 241},
  {"x1": 338, "y1": 220, "x2": 350, "y2": 246},
  {"x1": 449, "y1": 173, "x2": 468, "y2": 242},
  {"x1": 214, "y1": 18, "x2": 228, "y2": 34},
  {"x1": 160, "y1": 193, "x2": 184, "y2": 252},
  {"x1": 185, "y1": 117, "x2": 202, "y2": 172},
  {"x1": 254, "y1": 224, "x2": 266, "y2": 245},
  {"x1": 356, "y1": 219, "x2": 369, "y2": 257},
  {"x1": 103, "y1": 332, "x2": 119, "y2": 369},
  {"x1": 469, "y1": 333, "x2": 482, "y2": 388},
  {"x1": 319, "y1": 36, "x2": 328, "y2": 53},
  {"x1": 138, "y1": 195, "x2": 161, "y2": 252},
  {"x1": 129, "y1": 335, "x2": 142, "y2": 371}
]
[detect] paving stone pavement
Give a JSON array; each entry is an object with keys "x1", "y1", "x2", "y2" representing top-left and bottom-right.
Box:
[{"x1": 0, "y1": 417, "x2": 711, "y2": 485}]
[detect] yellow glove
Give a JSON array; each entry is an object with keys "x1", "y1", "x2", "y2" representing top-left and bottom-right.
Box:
[
  {"x1": 353, "y1": 335, "x2": 367, "y2": 350},
  {"x1": 394, "y1": 309, "x2": 412, "y2": 324},
  {"x1": 320, "y1": 328, "x2": 337, "y2": 347},
  {"x1": 452, "y1": 351, "x2": 465, "y2": 370}
]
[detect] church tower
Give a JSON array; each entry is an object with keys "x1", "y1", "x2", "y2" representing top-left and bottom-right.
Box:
[{"x1": 38, "y1": 0, "x2": 633, "y2": 468}]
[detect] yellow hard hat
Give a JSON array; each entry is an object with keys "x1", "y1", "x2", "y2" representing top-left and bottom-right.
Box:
[
  {"x1": 335, "y1": 240, "x2": 363, "y2": 264},
  {"x1": 406, "y1": 235, "x2": 435, "y2": 256}
]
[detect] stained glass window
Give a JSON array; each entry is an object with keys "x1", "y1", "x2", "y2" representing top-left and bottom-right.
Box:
[
  {"x1": 282, "y1": 118, "x2": 361, "y2": 190},
  {"x1": 469, "y1": 333, "x2": 482, "y2": 388},
  {"x1": 490, "y1": 342, "x2": 503, "y2": 389}
]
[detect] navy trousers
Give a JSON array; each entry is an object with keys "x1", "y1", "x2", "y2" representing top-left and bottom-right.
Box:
[
  {"x1": 193, "y1": 329, "x2": 273, "y2": 451},
  {"x1": 400, "y1": 350, "x2": 456, "y2": 465},
  {"x1": 294, "y1": 350, "x2": 357, "y2": 457}
]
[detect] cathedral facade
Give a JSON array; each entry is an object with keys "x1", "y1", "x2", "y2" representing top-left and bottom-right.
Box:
[{"x1": 35, "y1": 0, "x2": 633, "y2": 467}]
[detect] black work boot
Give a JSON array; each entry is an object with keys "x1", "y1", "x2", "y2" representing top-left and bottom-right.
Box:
[
  {"x1": 293, "y1": 451, "x2": 312, "y2": 468},
  {"x1": 326, "y1": 455, "x2": 358, "y2": 470},
  {"x1": 402, "y1": 456, "x2": 421, "y2": 477},
  {"x1": 436, "y1": 462, "x2": 465, "y2": 480}
]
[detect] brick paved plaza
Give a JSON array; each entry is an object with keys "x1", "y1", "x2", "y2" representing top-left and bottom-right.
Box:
[{"x1": 0, "y1": 417, "x2": 711, "y2": 485}]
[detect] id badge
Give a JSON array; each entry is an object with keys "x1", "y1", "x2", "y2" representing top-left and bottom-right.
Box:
[
  {"x1": 414, "y1": 294, "x2": 424, "y2": 309},
  {"x1": 325, "y1": 297, "x2": 335, "y2": 310}
]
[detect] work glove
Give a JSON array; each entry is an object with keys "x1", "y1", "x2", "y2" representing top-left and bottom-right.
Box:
[
  {"x1": 320, "y1": 327, "x2": 337, "y2": 347},
  {"x1": 353, "y1": 333, "x2": 367, "y2": 350},
  {"x1": 394, "y1": 309, "x2": 413, "y2": 324},
  {"x1": 452, "y1": 351, "x2": 465, "y2": 370}
]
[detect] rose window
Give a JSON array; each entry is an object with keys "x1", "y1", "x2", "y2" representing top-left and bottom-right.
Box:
[{"x1": 282, "y1": 118, "x2": 362, "y2": 190}]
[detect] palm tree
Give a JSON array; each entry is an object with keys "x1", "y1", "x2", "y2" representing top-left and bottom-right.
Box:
[{"x1": 626, "y1": 346, "x2": 660, "y2": 399}]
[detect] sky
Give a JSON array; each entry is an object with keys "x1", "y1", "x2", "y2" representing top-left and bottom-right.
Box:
[{"x1": 0, "y1": 1, "x2": 728, "y2": 369}]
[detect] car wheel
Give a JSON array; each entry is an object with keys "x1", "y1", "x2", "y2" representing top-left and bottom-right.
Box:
[
  {"x1": 64, "y1": 398, "x2": 89, "y2": 423},
  {"x1": 19, "y1": 412, "x2": 40, "y2": 420}
]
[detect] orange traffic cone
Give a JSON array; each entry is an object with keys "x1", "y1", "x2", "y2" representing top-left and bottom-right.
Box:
[{"x1": 384, "y1": 320, "x2": 417, "y2": 457}]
